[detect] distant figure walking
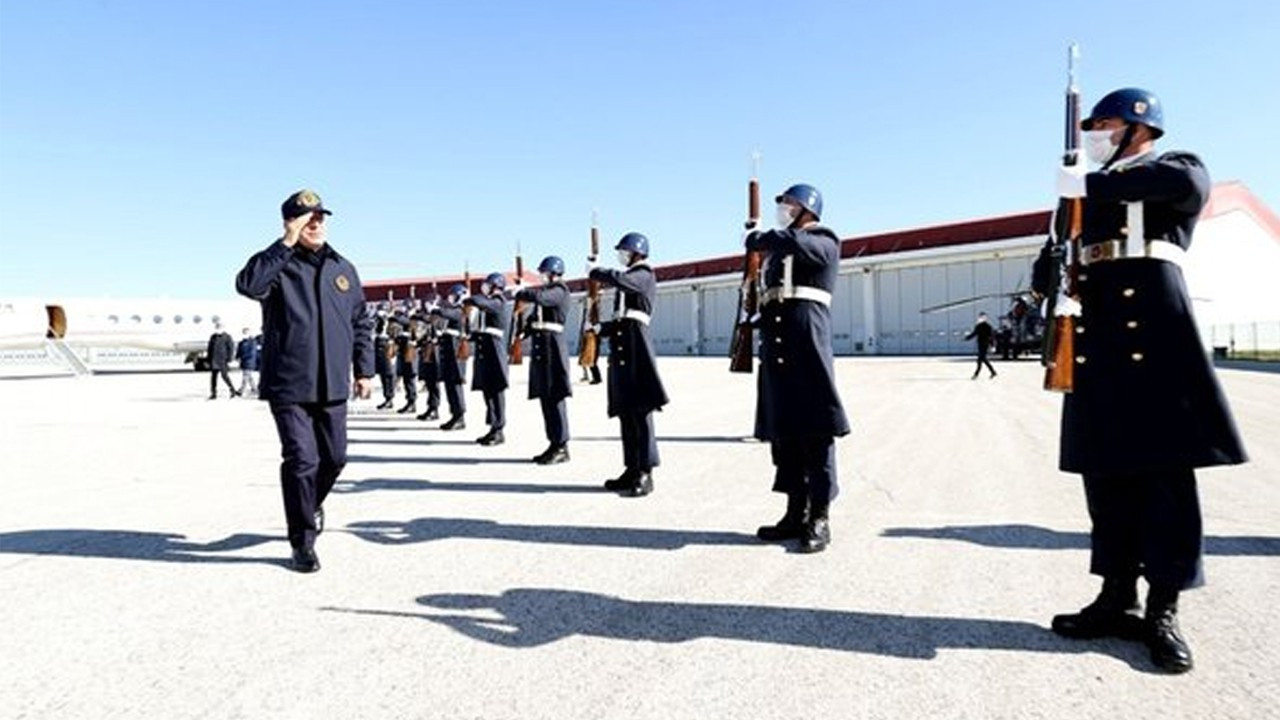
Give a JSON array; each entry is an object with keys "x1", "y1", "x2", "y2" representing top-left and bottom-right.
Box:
[
  {"x1": 235, "y1": 328, "x2": 260, "y2": 397},
  {"x1": 965, "y1": 312, "x2": 997, "y2": 379},
  {"x1": 207, "y1": 323, "x2": 239, "y2": 399},
  {"x1": 235, "y1": 189, "x2": 374, "y2": 574}
]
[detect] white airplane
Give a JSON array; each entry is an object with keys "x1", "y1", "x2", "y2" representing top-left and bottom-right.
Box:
[{"x1": 0, "y1": 297, "x2": 261, "y2": 372}]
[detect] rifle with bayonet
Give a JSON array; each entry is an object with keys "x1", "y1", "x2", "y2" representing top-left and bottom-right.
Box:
[
  {"x1": 508, "y1": 247, "x2": 526, "y2": 365},
  {"x1": 729, "y1": 152, "x2": 762, "y2": 373},
  {"x1": 1042, "y1": 43, "x2": 1083, "y2": 392},
  {"x1": 578, "y1": 211, "x2": 602, "y2": 369},
  {"x1": 457, "y1": 267, "x2": 472, "y2": 361}
]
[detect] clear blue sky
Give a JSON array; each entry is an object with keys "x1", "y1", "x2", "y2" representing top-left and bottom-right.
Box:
[{"x1": 2, "y1": 0, "x2": 1276, "y2": 298}]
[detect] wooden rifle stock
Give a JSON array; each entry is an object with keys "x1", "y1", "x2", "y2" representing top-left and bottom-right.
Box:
[
  {"x1": 729, "y1": 164, "x2": 762, "y2": 373},
  {"x1": 1043, "y1": 44, "x2": 1082, "y2": 392},
  {"x1": 457, "y1": 269, "x2": 472, "y2": 361},
  {"x1": 578, "y1": 215, "x2": 602, "y2": 368},
  {"x1": 508, "y1": 252, "x2": 525, "y2": 364}
]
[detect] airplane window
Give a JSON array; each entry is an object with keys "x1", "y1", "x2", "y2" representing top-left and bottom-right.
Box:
[
  {"x1": 194, "y1": 315, "x2": 203, "y2": 324},
  {"x1": 153, "y1": 315, "x2": 163, "y2": 324},
  {"x1": 174, "y1": 315, "x2": 183, "y2": 324},
  {"x1": 211, "y1": 315, "x2": 221, "y2": 325},
  {"x1": 131, "y1": 315, "x2": 142, "y2": 324}
]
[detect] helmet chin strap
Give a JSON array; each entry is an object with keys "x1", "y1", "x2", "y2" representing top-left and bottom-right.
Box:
[{"x1": 1101, "y1": 123, "x2": 1139, "y2": 171}]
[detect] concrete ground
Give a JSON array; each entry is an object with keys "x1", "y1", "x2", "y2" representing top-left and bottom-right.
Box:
[{"x1": 1, "y1": 357, "x2": 1277, "y2": 720}]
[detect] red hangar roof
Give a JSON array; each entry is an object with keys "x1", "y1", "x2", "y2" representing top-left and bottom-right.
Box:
[{"x1": 363, "y1": 182, "x2": 1274, "y2": 299}]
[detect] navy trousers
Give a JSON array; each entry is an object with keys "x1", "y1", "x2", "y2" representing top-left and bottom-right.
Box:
[
  {"x1": 399, "y1": 372, "x2": 417, "y2": 403},
  {"x1": 445, "y1": 382, "x2": 466, "y2": 419},
  {"x1": 423, "y1": 377, "x2": 440, "y2": 412},
  {"x1": 378, "y1": 371, "x2": 395, "y2": 401},
  {"x1": 270, "y1": 401, "x2": 348, "y2": 550},
  {"x1": 1083, "y1": 469, "x2": 1204, "y2": 590},
  {"x1": 540, "y1": 397, "x2": 569, "y2": 445},
  {"x1": 483, "y1": 390, "x2": 505, "y2": 430},
  {"x1": 770, "y1": 436, "x2": 838, "y2": 505},
  {"x1": 619, "y1": 411, "x2": 658, "y2": 471}
]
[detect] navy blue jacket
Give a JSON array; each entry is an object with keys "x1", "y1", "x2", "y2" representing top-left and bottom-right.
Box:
[
  {"x1": 1033, "y1": 151, "x2": 1246, "y2": 473},
  {"x1": 746, "y1": 225, "x2": 850, "y2": 441},
  {"x1": 429, "y1": 303, "x2": 470, "y2": 385},
  {"x1": 464, "y1": 293, "x2": 511, "y2": 393},
  {"x1": 515, "y1": 282, "x2": 573, "y2": 401},
  {"x1": 590, "y1": 263, "x2": 668, "y2": 417},
  {"x1": 235, "y1": 336, "x2": 261, "y2": 371},
  {"x1": 235, "y1": 239, "x2": 374, "y2": 403}
]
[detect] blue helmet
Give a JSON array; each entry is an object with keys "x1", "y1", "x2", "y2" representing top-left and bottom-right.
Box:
[
  {"x1": 449, "y1": 283, "x2": 466, "y2": 297},
  {"x1": 1082, "y1": 87, "x2": 1164, "y2": 138},
  {"x1": 484, "y1": 271, "x2": 506, "y2": 290},
  {"x1": 776, "y1": 183, "x2": 823, "y2": 220},
  {"x1": 538, "y1": 255, "x2": 565, "y2": 276},
  {"x1": 615, "y1": 232, "x2": 650, "y2": 257}
]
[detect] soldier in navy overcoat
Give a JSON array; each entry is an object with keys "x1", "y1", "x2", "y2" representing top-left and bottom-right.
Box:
[
  {"x1": 429, "y1": 285, "x2": 470, "y2": 430},
  {"x1": 588, "y1": 232, "x2": 669, "y2": 496},
  {"x1": 511, "y1": 256, "x2": 573, "y2": 464},
  {"x1": 1034, "y1": 88, "x2": 1247, "y2": 673},
  {"x1": 414, "y1": 309, "x2": 442, "y2": 421},
  {"x1": 746, "y1": 184, "x2": 850, "y2": 554},
  {"x1": 464, "y1": 272, "x2": 513, "y2": 446}
]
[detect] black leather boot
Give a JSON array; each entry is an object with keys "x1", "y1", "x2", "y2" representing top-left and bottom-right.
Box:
[
  {"x1": 757, "y1": 494, "x2": 807, "y2": 542},
  {"x1": 1146, "y1": 585, "x2": 1193, "y2": 673},
  {"x1": 536, "y1": 444, "x2": 569, "y2": 465},
  {"x1": 623, "y1": 471, "x2": 653, "y2": 498},
  {"x1": 798, "y1": 499, "x2": 830, "y2": 553},
  {"x1": 1051, "y1": 576, "x2": 1145, "y2": 640}
]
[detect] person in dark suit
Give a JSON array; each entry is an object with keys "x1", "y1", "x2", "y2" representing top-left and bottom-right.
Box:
[
  {"x1": 964, "y1": 312, "x2": 997, "y2": 379},
  {"x1": 746, "y1": 184, "x2": 851, "y2": 553},
  {"x1": 1033, "y1": 88, "x2": 1248, "y2": 673},
  {"x1": 429, "y1": 285, "x2": 470, "y2": 430},
  {"x1": 206, "y1": 323, "x2": 239, "y2": 399},
  {"x1": 235, "y1": 189, "x2": 374, "y2": 573},
  {"x1": 511, "y1": 256, "x2": 573, "y2": 464},
  {"x1": 588, "y1": 232, "x2": 669, "y2": 496},
  {"x1": 463, "y1": 272, "x2": 512, "y2": 446}
]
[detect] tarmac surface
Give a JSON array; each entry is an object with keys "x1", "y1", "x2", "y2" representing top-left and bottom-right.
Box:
[{"x1": 1, "y1": 357, "x2": 1277, "y2": 720}]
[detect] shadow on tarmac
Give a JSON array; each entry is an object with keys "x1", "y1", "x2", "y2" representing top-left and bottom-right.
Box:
[
  {"x1": 347, "y1": 454, "x2": 532, "y2": 465},
  {"x1": 343, "y1": 517, "x2": 758, "y2": 550},
  {"x1": 335, "y1": 477, "x2": 604, "y2": 495},
  {"x1": 0, "y1": 530, "x2": 288, "y2": 567},
  {"x1": 323, "y1": 588, "x2": 1155, "y2": 671},
  {"x1": 881, "y1": 523, "x2": 1280, "y2": 557},
  {"x1": 567, "y1": 435, "x2": 757, "y2": 444}
]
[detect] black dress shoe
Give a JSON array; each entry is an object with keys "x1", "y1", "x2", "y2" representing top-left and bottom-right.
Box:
[
  {"x1": 1051, "y1": 604, "x2": 1145, "y2": 640},
  {"x1": 604, "y1": 469, "x2": 637, "y2": 492},
  {"x1": 477, "y1": 430, "x2": 504, "y2": 446},
  {"x1": 622, "y1": 472, "x2": 653, "y2": 498},
  {"x1": 376, "y1": 399, "x2": 394, "y2": 410},
  {"x1": 797, "y1": 517, "x2": 831, "y2": 553},
  {"x1": 1147, "y1": 609, "x2": 1194, "y2": 673},
  {"x1": 291, "y1": 546, "x2": 320, "y2": 573},
  {"x1": 416, "y1": 409, "x2": 439, "y2": 421},
  {"x1": 440, "y1": 416, "x2": 465, "y2": 431},
  {"x1": 756, "y1": 520, "x2": 805, "y2": 542},
  {"x1": 535, "y1": 445, "x2": 569, "y2": 465},
  {"x1": 397, "y1": 402, "x2": 416, "y2": 414},
  {"x1": 315, "y1": 506, "x2": 325, "y2": 535}
]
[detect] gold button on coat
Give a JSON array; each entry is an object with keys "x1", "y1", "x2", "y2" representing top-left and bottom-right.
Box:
[
  {"x1": 1131, "y1": 352, "x2": 1144, "y2": 361},
  {"x1": 1122, "y1": 288, "x2": 1136, "y2": 297},
  {"x1": 1126, "y1": 320, "x2": 1139, "y2": 329},
  {"x1": 1075, "y1": 356, "x2": 1086, "y2": 364}
]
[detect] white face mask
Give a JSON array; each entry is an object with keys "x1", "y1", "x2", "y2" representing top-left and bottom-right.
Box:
[
  {"x1": 616, "y1": 250, "x2": 632, "y2": 266},
  {"x1": 1083, "y1": 129, "x2": 1119, "y2": 166},
  {"x1": 775, "y1": 203, "x2": 797, "y2": 229}
]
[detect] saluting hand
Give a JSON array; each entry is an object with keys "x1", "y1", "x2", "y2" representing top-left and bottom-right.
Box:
[{"x1": 282, "y1": 213, "x2": 312, "y2": 247}]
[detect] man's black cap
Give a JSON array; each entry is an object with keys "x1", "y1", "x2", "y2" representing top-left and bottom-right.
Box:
[{"x1": 281, "y1": 189, "x2": 333, "y2": 220}]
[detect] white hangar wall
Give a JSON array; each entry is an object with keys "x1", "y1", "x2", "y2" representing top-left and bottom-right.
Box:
[{"x1": 567, "y1": 234, "x2": 1044, "y2": 357}]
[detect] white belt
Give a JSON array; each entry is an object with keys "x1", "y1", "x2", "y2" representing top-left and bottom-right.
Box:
[
  {"x1": 1079, "y1": 239, "x2": 1185, "y2": 269},
  {"x1": 620, "y1": 309, "x2": 651, "y2": 326},
  {"x1": 440, "y1": 328, "x2": 461, "y2": 337},
  {"x1": 761, "y1": 285, "x2": 832, "y2": 307},
  {"x1": 529, "y1": 321, "x2": 564, "y2": 333},
  {"x1": 478, "y1": 327, "x2": 504, "y2": 338}
]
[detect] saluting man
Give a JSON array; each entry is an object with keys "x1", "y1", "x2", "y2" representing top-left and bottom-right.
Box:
[
  {"x1": 429, "y1": 284, "x2": 470, "y2": 430},
  {"x1": 463, "y1": 272, "x2": 513, "y2": 446},
  {"x1": 588, "y1": 232, "x2": 669, "y2": 497},
  {"x1": 1034, "y1": 88, "x2": 1247, "y2": 673},
  {"x1": 511, "y1": 256, "x2": 573, "y2": 464},
  {"x1": 747, "y1": 184, "x2": 850, "y2": 554},
  {"x1": 235, "y1": 189, "x2": 374, "y2": 573}
]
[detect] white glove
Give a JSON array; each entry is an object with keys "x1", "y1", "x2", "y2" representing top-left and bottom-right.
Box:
[
  {"x1": 1056, "y1": 163, "x2": 1087, "y2": 199},
  {"x1": 504, "y1": 282, "x2": 523, "y2": 297}
]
